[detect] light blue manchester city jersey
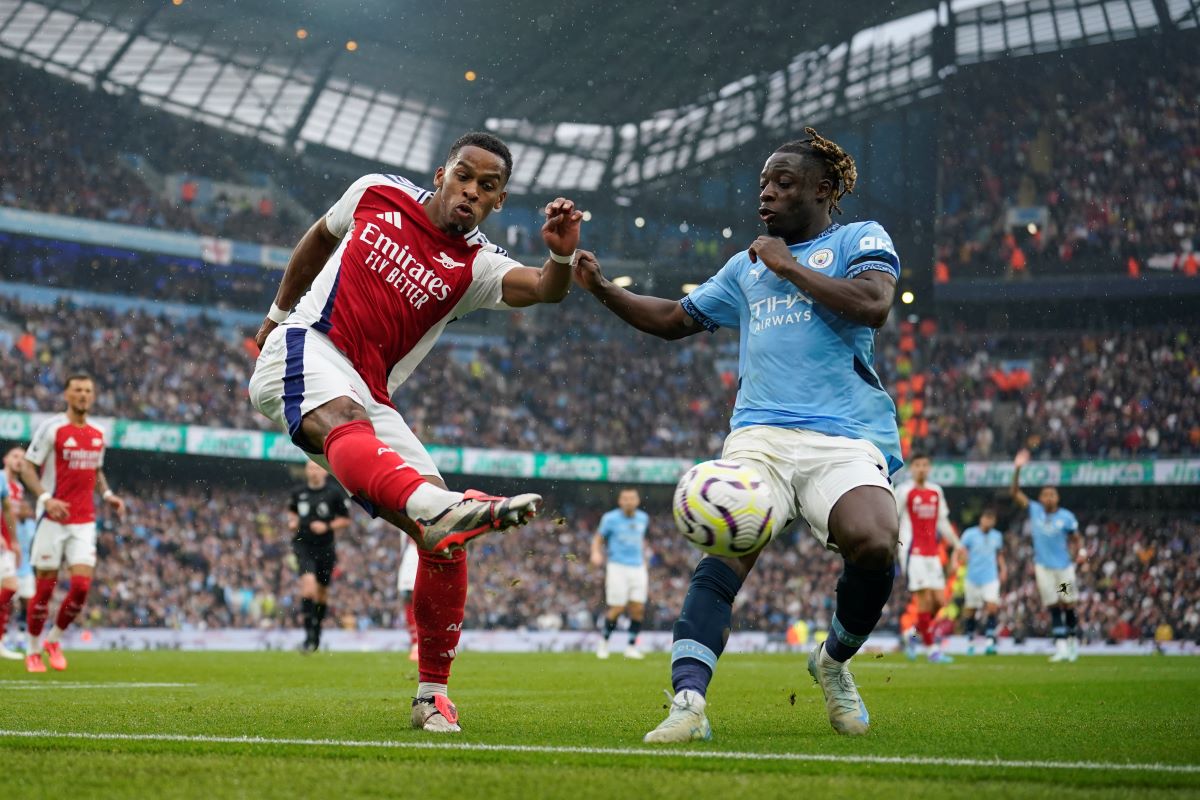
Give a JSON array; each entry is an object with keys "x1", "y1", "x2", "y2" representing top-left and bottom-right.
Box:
[
  {"x1": 599, "y1": 509, "x2": 649, "y2": 567},
  {"x1": 682, "y1": 221, "x2": 903, "y2": 473},
  {"x1": 1028, "y1": 501, "x2": 1078, "y2": 569},
  {"x1": 960, "y1": 525, "x2": 1004, "y2": 585}
]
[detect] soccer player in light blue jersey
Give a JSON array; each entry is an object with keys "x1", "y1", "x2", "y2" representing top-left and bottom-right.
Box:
[
  {"x1": 574, "y1": 128, "x2": 901, "y2": 739},
  {"x1": 956, "y1": 508, "x2": 1007, "y2": 656},
  {"x1": 1010, "y1": 449, "x2": 1085, "y2": 662},
  {"x1": 591, "y1": 488, "x2": 651, "y2": 660}
]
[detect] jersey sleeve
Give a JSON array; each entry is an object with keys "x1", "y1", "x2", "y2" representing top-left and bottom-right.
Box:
[
  {"x1": 25, "y1": 417, "x2": 57, "y2": 467},
  {"x1": 844, "y1": 221, "x2": 900, "y2": 281},
  {"x1": 455, "y1": 248, "x2": 521, "y2": 314},
  {"x1": 1063, "y1": 510, "x2": 1079, "y2": 533},
  {"x1": 935, "y1": 485, "x2": 955, "y2": 539},
  {"x1": 597, "y1": 513, "x2": 613, "y2": 541},
  {"x1": 324, "y1": 174, "x2": 393, "y2": 238},
  {"x1": 681, "y1": 256, "x2": 743, "y2": 331},
  {"x1": 330, "y1": 491, "x2": 350, "y2": 519}
]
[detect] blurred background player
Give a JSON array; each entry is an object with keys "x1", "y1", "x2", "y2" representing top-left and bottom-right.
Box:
[
  {"x1": 3, "y1": 447, "x2": 37, "y2": 652},
  {"x1": 248, "y1": 132, "x2": 583, "y2": 733},
  {"x1": 591, "y1": 487, "x2": 650, "y2": 660},
  {"x1": 896, "y1": 453, "x2": 960, "y2": 663},
  {"x1": 19, "y1": 374, "x2": 125, "y2": 672},
  {"x1": 957, "y1": 508, "x2": 1006, "y2": 655},
  {"x1": 0, "y1": 473, "x2": 21, "y2": 659},
  {"x1": 575, "y1": 128, "x2": 903, "y2": 740},
  {"x1": 397, "y1": 537, "x2": 419, "y2": 662},
  {"x1": 288, "y1": 461, "x2": 350, "y2": 653},
  {"x1": 1010, "y1": 449, "x2": 1084, "y2": 663}
]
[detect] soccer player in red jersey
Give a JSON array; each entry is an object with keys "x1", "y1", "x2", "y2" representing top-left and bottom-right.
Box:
[
  {"x1": 895, "y1": 453, "x2": 959, "y2": 663},
  {"x1": 1, "y1": 446, "x2": 33, "y2": 659},
  {"x1": 19, "y1": 374, "x2": 125, "y2": 672},
  {"x1": 250, "y1": 131, "x2": 587, "y2": 732},
  {"x1": 0, "y1": 464, "x2": 20, "y2": 660}
]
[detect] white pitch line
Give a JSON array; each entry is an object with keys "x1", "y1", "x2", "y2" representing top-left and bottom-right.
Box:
[
  {"x1": 0, "y1": 729, "x2": 1196, "y2": 775},
  {"x1": 0, "y1": 681, "x2": 195, "y2": 690}
]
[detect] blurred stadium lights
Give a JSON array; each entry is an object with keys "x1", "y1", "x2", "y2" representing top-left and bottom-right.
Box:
[
  {"x1": 633, "y1": 217, "x2": 646, "y2": 229},
  {"x1": 901, "y1": 291, "x2": 916, "y2": 305},
  {"x1": 0, "y1": 0, "x2": 1193, "y2": 194}
]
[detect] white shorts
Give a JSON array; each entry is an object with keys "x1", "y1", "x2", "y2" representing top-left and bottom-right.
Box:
[
  {"x1": 1035, "y1": 564, "x2": 1078, "y2": 607},
  {"x1": 964, "y1": 579, "x2": 1000, "y2": 609},
  {"x1": 18, "y1": 573, "x2": 35, "y2": 599},
  {"x1": 397, "y1": 541, "x2": 419, "y2": 593},
  {"x1": 249, "y1": 326, "x2": 439, "y2": 482},
  {"x1": 721, "y1": 425, "x2": 893, "y2": 550},
  {"x1": 0, "y1": 549, "x2": 15, "y2": 581},
  {"x1": 605, "y1": 562, "x2": 649, "y2": 606},
  {"x1": 31, "y1": 519, "x2": 97, "y2": 569},
  {"x1": 907, "y1": 554, "x2": 946, "y2": 592}
]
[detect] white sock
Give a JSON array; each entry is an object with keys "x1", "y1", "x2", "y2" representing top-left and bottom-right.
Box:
[
  {"x1": 417, "y1": 681, "x2": 448, "y2": 700},
  {"x1": 46, "y1": 625, "x2": 64, "y2": 644},
  {"x1": 404, "y1": 484, "x2": 463, "y2": 520},
  {"x1": 27, "y1": 632, "x2": 40, "y2": 653}
]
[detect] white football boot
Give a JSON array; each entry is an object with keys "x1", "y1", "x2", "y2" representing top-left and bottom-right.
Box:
[
  {"x1": 1049, "y1": 639, "x2": 1070, "y2": 663},
  {"x1": 624, "y1": 645, "x2": 644, "y2": 660},
  {"x1": 416, "y1": 489, "x2": 541, "y2": 554},
  {"x1": 596, "y1": 639, "x2": 610, "y2": 660},
  {"x1": 643, "y1": 690, "x2": 712, "y2": 743},
  {"x1": 411, "y1": 695, "x2": 462, "y2": 733},
  {"x1": 808, "y1": 643, "x2": 870, "y2": 736},
  {"x1": 1067, "y1": 636, "x2": 1080, "y2": 663}
]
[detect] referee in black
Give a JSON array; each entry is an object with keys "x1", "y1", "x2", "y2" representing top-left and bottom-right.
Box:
[{"x1": 288, "y1": 461, "x2": 351, "y2": 652}]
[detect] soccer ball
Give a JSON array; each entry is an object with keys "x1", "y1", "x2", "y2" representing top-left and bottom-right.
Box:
[{"x1": 672, "y1": 460, "x2": 778, "y2": 557}]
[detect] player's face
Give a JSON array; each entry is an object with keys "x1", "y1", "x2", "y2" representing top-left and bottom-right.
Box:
[
  {"x1": 758, "y1": 152, "x2": 831, "y2": 239},
  {"x1": 64, "y1": 379, "x2": 95, "y2": 413},
  {"x1": 3, "y1": 447, "x2": 24, "y2": 473},
  {"x1": 305, "y1": 461, "x2": 327, "y2": 486},
  {"x1": 1039, "y1": 487, "x2": 1059, "y2": 511},
  {"x1": 432, "y1": 146, "x2": 508, "y2": 233},
  {"x1": 980, "y1": 512, "x2": 996, "y2": 530},
  {"x1": 910, "y1": 458, "x2": 931, "y2": 482},
  {"x1": 618, "y1": 490, "x2": 640, "y2": 513}
]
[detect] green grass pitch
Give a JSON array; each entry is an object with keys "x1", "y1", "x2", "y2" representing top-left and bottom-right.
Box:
[{"x1": 1, "y1": 651, "x2": 1198, "y2": 798}]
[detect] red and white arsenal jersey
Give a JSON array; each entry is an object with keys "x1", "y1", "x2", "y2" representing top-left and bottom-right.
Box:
[
  {"x1": 1, "y1": 474, "x2": 23, "y2": 547},
  {"x1": 288, "y1": 173, "x2": 521, "y2": 404},
  {"x1": 25, "y1": 414, "x2": 106, "y2": 525},
  {"x1": 896, "y1": 481, "x2": 950, "y2": 557}
]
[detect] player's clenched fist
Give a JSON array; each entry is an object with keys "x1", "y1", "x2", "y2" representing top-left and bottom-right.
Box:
[
  {"x1": 747, "y1": 236, "x2": 798, "y2": 276},
  {"x1": 571, "y1": 250, "x2": 604, "y2": 292},
  {"x1": 541, "y1": 197, "x2": 584, "y2": 258}
]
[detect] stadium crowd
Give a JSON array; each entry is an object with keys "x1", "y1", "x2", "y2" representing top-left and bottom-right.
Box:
[
  {"x1": 1, "y1": 485, "x2": 1193, "y2": 646},
  {"x1": 937, "y1": 60, "x2": 1200, "y2": 279},
  {"x1": 1, "y1": 294, "x2": 1197, "y2": 458}
]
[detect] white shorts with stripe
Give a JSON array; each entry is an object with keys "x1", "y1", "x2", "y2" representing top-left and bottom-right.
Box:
[
  {"x1": 31, "y1": 519, "x2": 97, "y2": 569},
  {"x1": 1035, "y1": 564, "x2": 1078, "y2": 607},
  {"x1": 720, "y1": 425, "x2": 893, "y2": 550},
  {"x1": 249, "y1": 326, "x2": 440, "y2": 483}
]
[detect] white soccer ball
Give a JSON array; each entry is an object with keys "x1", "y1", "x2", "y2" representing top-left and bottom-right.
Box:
[{"x1": 672, "y1": 460, "x2": 778, "y2": 557}]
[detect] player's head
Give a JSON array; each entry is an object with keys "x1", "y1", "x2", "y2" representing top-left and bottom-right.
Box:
[
  {"x1": 617, "y1": 487, "x2": 640, "y2": 513},
  {"x1": 3, "y1": 446, "x2": 24, "y2": 473},
  {"x1": 979, "y1": 508, "x2": 997, "y2": 530},
  {"x1": 909, "y1": 453, "x2": 931, "y2": 483},
  {"x1": 1038, "y1": 486, "x2": 1060, "y2": 512},
  {"x1": 431, "y1": 131, "x2": 512, "y2": 234},
  {"x1": 63, "y1": 373, "x2": 95, "y2": 414},
  {"x1": 759, "y1": 127, "x2": 857, "y2": 238},
  {"x1": 305, "y1": 460, "x2": 327, "y2": 487}
]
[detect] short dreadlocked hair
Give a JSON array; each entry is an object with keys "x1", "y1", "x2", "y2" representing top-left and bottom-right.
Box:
[{"x1": 774, "y1": 127, "x2": 857, "y2": 215}]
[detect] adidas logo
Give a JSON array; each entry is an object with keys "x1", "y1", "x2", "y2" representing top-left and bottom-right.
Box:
[
  {"x1": 63, "y1": 437, "x2": 78, "y2": 447},
  {"x1": 376, "y1": 211, "x2": 402, "y2": 228}
]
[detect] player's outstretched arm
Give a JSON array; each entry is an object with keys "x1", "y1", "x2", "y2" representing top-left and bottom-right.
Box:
[
  {"x1": 255, "y1": 219, "x2": 342, "y2": 348},
  {"x1": 748, "y1": 236, "x2": 895, "y2": 329},
  {"x1": 18, "y1": 457, "x2": 68, "y2": 522},
  {"x1": 572, "y1": 252, "x2": 704, "y2": 341},
  {"x1": 1010, "y1": 449, "x2": 1031, "y2": 509},
  {"x1": 500, "y1": 198, "x2": 582, "y2": 307}
]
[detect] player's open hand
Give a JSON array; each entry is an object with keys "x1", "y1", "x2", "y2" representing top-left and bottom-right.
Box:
[
  {"x1": 254, "y1": 318, "x2": 279, "y2": 351},
  {"x1": 105, "y1": 492, "x2": 126, "y2": 519},
  {"x1": 1014, "y1": 449, "x2": 1031, "y2": 469},
  {"x1": 45, "y1": 497, "x2": 69, "y2": 522},
  {"x1": 748, "y1": 236, "x2": 797, "y2": 276},
  {"x1": 571, "y1": 250, "x2": 604, "y2": 293},
  {"x1": 541, "y1": 197, "x2": 583, "y2": 258}
]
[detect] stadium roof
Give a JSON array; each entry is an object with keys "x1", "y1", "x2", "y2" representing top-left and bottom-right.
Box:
[{"x1": 1, "y1": 0, "x2": 1196, "y2": 194}]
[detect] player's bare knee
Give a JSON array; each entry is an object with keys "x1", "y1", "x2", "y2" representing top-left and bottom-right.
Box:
[{"x1": 299, "y1": 397, "x2": 371, "y2": 451}]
